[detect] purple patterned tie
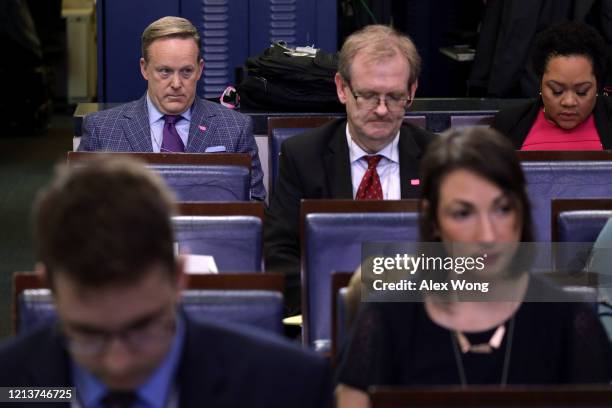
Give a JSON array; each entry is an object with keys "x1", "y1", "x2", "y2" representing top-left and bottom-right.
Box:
[{"x1": 161, "y1": 115, "x2": 185, "y2": 152}]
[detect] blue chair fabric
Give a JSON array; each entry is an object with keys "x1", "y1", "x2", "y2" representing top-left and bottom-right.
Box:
[
  {"x1": 150, "y1": 164, "x2": 250, "y2": 201},
  {"x1": 303, "y1": 212, "x2": 419, "y2": 352},
  {"x1": 18, "y1": 288, "x2": 283, "y2": 335},
  {"x1": 173, "y1": 215, "x2": 262, "y2": 272},
  {"x1": 523, "y1": 161, "x2": 612, "y2": 241},
  {"x1": 269, "y1": 127, "x2": 309, "y2": 192},
  {"x1": 557, "y1": 211, "x2": 612, "y2": 243}
]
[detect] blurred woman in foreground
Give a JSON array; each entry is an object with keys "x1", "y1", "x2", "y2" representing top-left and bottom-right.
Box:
[{"x1": 336, "y1": 127, "x2": 611, "y2": 407}]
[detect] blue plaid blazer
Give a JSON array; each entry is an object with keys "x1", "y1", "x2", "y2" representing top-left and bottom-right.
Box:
[{"x1": 79, "y1": 94, "x2": 266, "y2": 201}]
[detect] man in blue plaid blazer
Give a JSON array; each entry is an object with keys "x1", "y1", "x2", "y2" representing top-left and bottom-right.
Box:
[{"x1": 79, "y1": 16, "x2": 265, "y2": 201}]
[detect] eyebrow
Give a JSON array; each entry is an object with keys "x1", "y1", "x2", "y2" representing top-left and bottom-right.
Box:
[
  {"x1": 446, "y1": 193, "x2": 510, "y2": 208},
  {"x1": 65, "y1": 305, "x2": 165, "y2": 334},
  {"x1": 546, "y1": 80, "x2": 593, "y2": 87}
]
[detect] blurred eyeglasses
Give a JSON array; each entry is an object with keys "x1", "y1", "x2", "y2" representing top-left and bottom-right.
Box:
[
  {"x1": 60, "y1": 307, "x2": 176, "y2": 356},
  {"x1": 346, "y1": 82, "x2": 411, "y2": 112}
]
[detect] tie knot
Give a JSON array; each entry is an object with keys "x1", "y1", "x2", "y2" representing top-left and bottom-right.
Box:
[
  {"x1": 364, "y1": 155, "x2": 383, "y2": 169},
  {"x1": 163, "y1": 114, "x2": 181, "y2": 125}
]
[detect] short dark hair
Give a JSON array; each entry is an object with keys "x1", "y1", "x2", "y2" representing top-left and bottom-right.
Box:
[
  {"x1": 418, "y1": 127, "x2": 534, "y2": 243},
  {"x1": 34, "y1": 156, "x2": 178, "y2": 288},
  {"x1": 532, "y1": 22, "x2": 607, "y2": 91}
]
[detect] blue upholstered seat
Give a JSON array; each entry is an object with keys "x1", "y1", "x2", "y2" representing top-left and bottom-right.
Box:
[
  {"x1": 450, "y1": 114, "x2": 494, "y2": 128},
  {"x1": 269, "y1": 127, "x2": 309, "y2": 192},
  {"x1": 303, "y1": 212, "x2": 419, "y2": 352},
  {"x1": 18, "y1": 288, "x2": 283, "y2": 335},
  {"x1": 150, "y1": 164, "x2": 250, "y2": 201},
  {"x1": 523, "y1": 161, "x2": 612, "y2": 242},
  {"x1": 173, "y1": 215, "x2": 262, "y2": 272},
  {"x1": 556, "y1": 211, "x2": 612, "y2": 243},
  {"x1": 554, "y1": 210, "x2": 612, "y2": 280}
]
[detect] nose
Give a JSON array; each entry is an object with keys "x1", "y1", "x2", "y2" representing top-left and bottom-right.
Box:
[
  {"x1": 170, "y1": 72, "x2": 182, "y2": 89},
  {"x1": 373, "y1": 96, "x2": 390, "y2": 115},
  {"x1": 560, "y1": 91, "x2": 578, "y2": 107},
  {"x1": 102, "y1": 337, "x2": 133, "y2": 377},
  {"x1": 476, "y1": 214, "x2": 497, "y2": 244}
]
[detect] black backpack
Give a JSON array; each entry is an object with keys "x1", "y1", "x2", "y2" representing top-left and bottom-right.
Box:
[{"x1": 237, "y1": 42, "x2": 344, "y2": 111}]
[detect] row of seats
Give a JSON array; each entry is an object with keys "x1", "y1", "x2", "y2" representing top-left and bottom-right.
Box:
[
  {"x1": 14, "y1": 273, "x2": 284, "y2": 336},
  {"x1": 15, "y1": 197, "x2": 612, "y2": 356},
  {"x1": 69, "y1": 149, "x2": 612, "y2": 243}
]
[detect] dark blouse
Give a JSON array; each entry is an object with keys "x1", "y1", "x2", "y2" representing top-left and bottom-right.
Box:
[{"x1": 337, "y1": 279, "x2": 611, "y2": 390}]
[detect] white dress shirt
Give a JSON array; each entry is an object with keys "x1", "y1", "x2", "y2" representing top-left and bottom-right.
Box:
[{"x1": 346, "y1": 124, "x2": 401, "y2": 199}]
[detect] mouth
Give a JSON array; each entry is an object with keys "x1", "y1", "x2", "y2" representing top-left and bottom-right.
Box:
[{"x1": 558, "y1": 112, "x2": 578, "y2": 119}]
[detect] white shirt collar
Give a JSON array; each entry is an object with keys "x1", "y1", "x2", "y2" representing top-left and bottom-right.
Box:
[
  {"x1": 146, "y1": 93, "x2": 192, "y2": 125},
  {"x1": 345, "y1": 123, "x2": 400, "y2": 164}
]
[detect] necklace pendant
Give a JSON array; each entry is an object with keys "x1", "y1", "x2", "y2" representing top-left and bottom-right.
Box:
[{"x1": 470, "y1": 344, "x2": 493, "y2": 353}]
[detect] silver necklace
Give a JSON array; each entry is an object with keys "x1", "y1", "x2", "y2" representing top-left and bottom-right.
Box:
[{"x1": 450, "y1": 317, "x2": 515, "y2": 388}]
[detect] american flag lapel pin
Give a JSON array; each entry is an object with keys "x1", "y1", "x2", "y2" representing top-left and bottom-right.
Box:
[
  {"x1": 410, "y1": 179, "x2": 420, "y2": 186},
  {"x1": 199, "y1": 125, "x2": 207, "y2": 131}
]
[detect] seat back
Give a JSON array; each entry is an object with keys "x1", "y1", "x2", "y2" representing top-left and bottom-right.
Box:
[
  {"x1": 18, "y1": 289, "x2": 284, "y2": 335},
  {"x1": 173, "y1": 215, "x2": 262, "y2": 271},
  {"x1": 450, "y1": 114, "x2": 494, "y2": 128},
  {"x1": 174, "y1": 202, "x2": 264, "y2": 272},
  {"x1": 300, "y1": 200, "x2": 420, "y2": 352},
  {"x1": 151, "y1": 164, "x2": 250, "y2": 201},
  {"x1": 268, "y1": 116, "x2": 339, "y2": 193},
  {"x1": 551, "y1": 199, "x2": 612, "y2": 277},
  {"x1": 67, "y1": 152, "x2": 252, "y2": 202},
  {"x1": 14, "y1": 272, "x2": 284, "y2": 335},
  {"x1": 519, "y1": 152, "x2": 612, "y2": 241}
]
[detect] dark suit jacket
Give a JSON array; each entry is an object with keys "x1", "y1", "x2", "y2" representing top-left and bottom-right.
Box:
[
  {"x1": 492, "y1": 96, "x2": 612, "y2": 149},
  {"x1": 264, "y1": 119, "x2": 435, "y2": 312},
  {"x1": 0, "y1": 317, "x2": 332, "y2": 407},
  {"x1": 78, "y1": 94, "x2": 266, "y2": 201}
]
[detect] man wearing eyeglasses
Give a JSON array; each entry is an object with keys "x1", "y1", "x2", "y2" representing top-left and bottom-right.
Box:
[
  {"x1": 265, "y1": 25, "x2": 435, "y2": 314},
  {"x1": 0, "y1": 157, "x2": 331, "y2": 407}
]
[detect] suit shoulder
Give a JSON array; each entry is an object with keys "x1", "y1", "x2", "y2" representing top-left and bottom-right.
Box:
[
  {"x1": 0, "y1": 325, "x2": 64, "y2": 385},
  {"x1": 200, "y1": 99, "x2": 250, "y2": 124},
  {"x1": 282, "y1": 118, "x2": 345, "y2": 152},
  {"x1": 401, "y1": 122, "x2": 435, "y2": 145},
  {"x1": 84, "y1": 100, "x2": 141, "y2": 123},
  {"x1": 492, "y1": 100, "x2": 538, "y2": 132}
]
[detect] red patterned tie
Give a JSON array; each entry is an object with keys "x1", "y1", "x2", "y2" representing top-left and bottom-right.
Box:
[{"x1": 356, "y1": 155, "x2": 383, "y2": 200}]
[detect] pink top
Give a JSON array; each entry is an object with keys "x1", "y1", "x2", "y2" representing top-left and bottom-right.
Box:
[{"x1": 521, "y1": 109, "x2": 602, "y2": 150}]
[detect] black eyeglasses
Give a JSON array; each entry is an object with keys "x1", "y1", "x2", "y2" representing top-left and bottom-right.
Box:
[
  {"x1": 60, "y1": 306, "x2": 176, "y2": 356},
  {"x1": 346, "y1": 82, "x2": 411, "y2": 112}
]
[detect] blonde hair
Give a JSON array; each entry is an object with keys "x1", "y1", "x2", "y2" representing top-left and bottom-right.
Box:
[
  {"x1": 338, "y1": 24, "x2": 421, "y2": 87},
  {"x1": 141, "y1": 16, "x2": 200, "y2": 62}
]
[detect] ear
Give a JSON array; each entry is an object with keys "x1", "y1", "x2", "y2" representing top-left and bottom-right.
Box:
[
  {"x1": 140, "y1": 57, "x2": 149, "y2": 81},
  {"x1": 406, "y1": 80, "x2": 418, "y2": 109},
  {"x1": 335, "y1": 73, "x2": 348, "y2": 105},
  {"x1": 196, "y1": 58, "x2": 204, "y2": 80}
]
